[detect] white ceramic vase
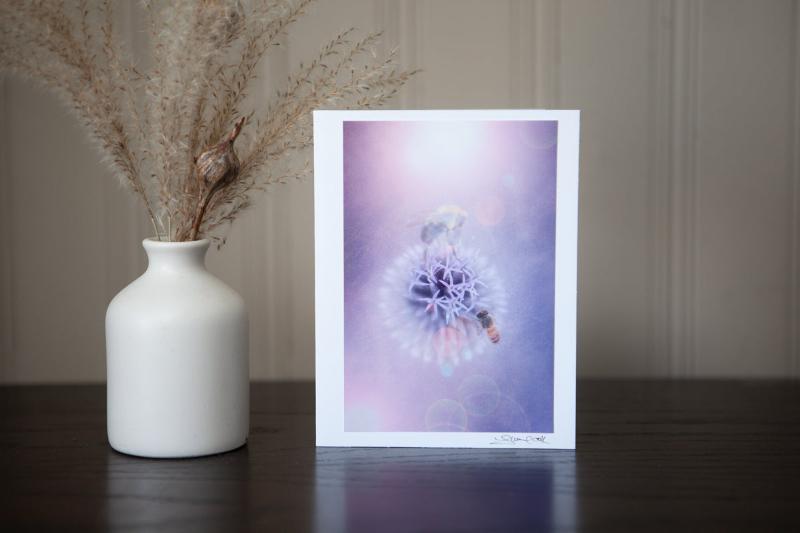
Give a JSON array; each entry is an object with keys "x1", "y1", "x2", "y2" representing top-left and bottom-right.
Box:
[{"x1": 106, "y1": 238, "x2": 249, "y2": 458}]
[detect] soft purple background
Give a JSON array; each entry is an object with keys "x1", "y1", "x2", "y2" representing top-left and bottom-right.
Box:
[{"x1": 343, "y1": 120, "x2": 557, "y2": 433}]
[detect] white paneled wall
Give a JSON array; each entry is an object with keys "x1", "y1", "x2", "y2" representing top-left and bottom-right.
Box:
[{"x1": 1, "y1": 0, "x2": 798, "y2": 382}]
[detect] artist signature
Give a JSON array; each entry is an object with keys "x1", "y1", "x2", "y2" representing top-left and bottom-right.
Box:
[{"x1": 490, "y1": 434, "x2": 548, "y2": 445}]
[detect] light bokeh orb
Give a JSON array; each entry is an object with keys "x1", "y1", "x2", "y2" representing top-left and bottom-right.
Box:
[
  {"x1": 425, "y1": 399, "x2": 468, "y2": 432},
  {"x1": 458, "y1": 374, "x2": 501, "y2": 416}
]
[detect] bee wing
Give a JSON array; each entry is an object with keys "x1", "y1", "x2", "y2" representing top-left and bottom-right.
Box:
[{"x1": 421, "y1": 222, "x2": 447, "y2": 244}]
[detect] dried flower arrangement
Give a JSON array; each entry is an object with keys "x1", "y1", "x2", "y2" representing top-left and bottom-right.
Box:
[{"x1": 0, "y1": 0, "x2": 416, "y2": 243}]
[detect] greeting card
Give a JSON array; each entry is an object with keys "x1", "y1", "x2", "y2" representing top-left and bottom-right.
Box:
[{"x1": 315, "y1": 110, "x2": 579, "y2": 448}]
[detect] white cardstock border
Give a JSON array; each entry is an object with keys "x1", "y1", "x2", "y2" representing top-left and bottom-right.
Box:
[{"x1": 314, "y1": 109, "x2": 579, "y2": 449}]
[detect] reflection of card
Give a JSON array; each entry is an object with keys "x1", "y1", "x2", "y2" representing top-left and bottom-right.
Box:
[
  {"x1": 313, "y1": 448, "x2": 577, "y2": 530},
  {"x1": 315, "y1": 110, "x2": 579, "y2": 449}
]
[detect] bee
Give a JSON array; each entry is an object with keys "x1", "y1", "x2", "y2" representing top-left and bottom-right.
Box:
[
  {"x1": 476, "y1": 310, "x2": 500, "y2": 344},
  {"x1": 420, "y1": 205, "x2": 468, "y2": 246}
]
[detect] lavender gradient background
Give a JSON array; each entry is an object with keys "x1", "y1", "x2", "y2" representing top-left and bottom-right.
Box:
[{"x1": 343, "y1": 120, "x2": 557, "y2": 433}]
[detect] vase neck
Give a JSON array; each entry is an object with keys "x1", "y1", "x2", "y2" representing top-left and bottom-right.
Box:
[{"x1": 142, "y1": 239, "x2": 210, "y2": 273}]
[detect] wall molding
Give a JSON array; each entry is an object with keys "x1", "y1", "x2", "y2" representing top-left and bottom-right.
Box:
[
  {"x1": 791, "y1": 0, "x2": 800, "y2": 378},
  {"x1": 647, "y1": 0, "x2": 674, "y2": 375},
  {"x1": 669, "y1": 0, "x2": 701, "y2": 376},
  {"x1": 508, "y1": 0, "x2": 536, "y2": 108},
  {"x1": 0, "y1": 75, "x2": 13, "y2": 379},
  {"x1": 532, "y1": 0, "x2": 561, "y2": 108},
  {"x1": 648, "y1": 0, "x2": 701, "y2": 377},
  {"x1": 508, "y1": 1, "x2": 520, "y2": 107},
  {"x1": 398, "y1": 0, "x2": 424, "y2": 109}
]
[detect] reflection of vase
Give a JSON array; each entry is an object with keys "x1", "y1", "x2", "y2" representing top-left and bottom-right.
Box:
[
  {"x1": 105, "y1": 447, "x2": 250, "y2": 529},
  {"x1": 106, "y1": 239, "x2": 249, "y2": 458}
]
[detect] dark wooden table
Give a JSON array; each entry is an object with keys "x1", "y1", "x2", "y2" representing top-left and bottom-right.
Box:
[{"x1": 1, "y1": 381, "x2": 798, "y2": 532}]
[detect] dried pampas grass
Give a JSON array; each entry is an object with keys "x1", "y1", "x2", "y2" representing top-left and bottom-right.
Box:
[{"x1": 0, "y1": 0, "x2": 416, "y2": 243}]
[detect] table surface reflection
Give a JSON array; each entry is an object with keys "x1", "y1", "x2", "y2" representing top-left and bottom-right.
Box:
[{"x1": 1, "y1": 380, "x2": 798, "y2": 532}]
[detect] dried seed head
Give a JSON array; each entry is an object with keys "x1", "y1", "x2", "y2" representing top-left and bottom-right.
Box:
[
  {"x1": 188, "y1": 116, "x2": 246, "y2": 241},
  {"x1": 195, "y1": 116, "x2": 245, "y2": 190}
]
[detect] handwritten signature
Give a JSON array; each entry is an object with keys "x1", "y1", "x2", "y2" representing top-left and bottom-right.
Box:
[{"x1": 490, "y1": 434, "x2": 548, "y2": 445}]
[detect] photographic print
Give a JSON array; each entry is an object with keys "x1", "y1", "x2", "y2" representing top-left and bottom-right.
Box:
[{"x1": 315, "y1": 110, "x2": 578, "y2": 448}]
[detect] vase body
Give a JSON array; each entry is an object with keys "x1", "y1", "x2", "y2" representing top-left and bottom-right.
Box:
[{"x1": 106, "y1": 239, "x2": 249, "y2": 458}]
